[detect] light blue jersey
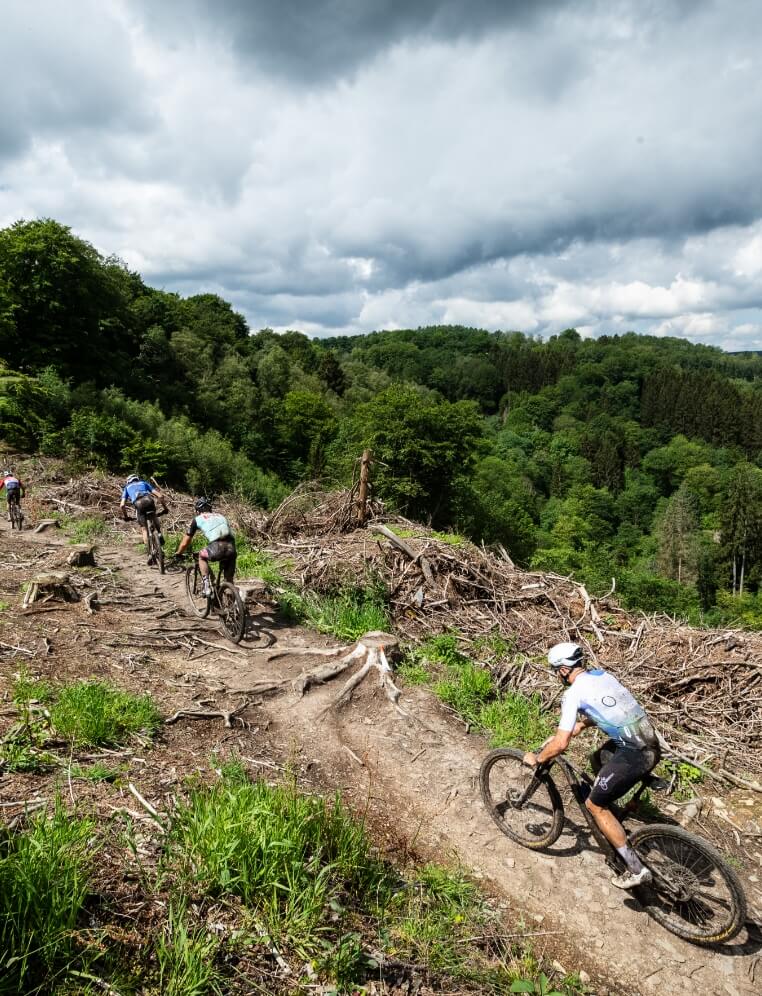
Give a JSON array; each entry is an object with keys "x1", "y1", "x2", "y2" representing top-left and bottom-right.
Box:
[{"x1": 559, "y1": 669, "x2": 657, "y2": 749}]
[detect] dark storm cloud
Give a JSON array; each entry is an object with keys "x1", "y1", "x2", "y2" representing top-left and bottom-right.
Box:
[{"x1": 149, "y1": 0, "x2": 567, "y2": 82}]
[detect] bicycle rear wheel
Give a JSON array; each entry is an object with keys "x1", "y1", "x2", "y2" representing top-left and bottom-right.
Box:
[
  {"x1": 185, "y1": 564, "x2": 211, "y2": 619},
  {"x1": 630, "y1": 823, "x2": 747, "y2": 944},
  {"x1": 10, "y1": 502, "x2": 22, "y2": 530},
  {"x1": 480, "y1": 748, "x2": 564, "y2": 849},
  {"x1": 149, "y1": 525, "x2": 165, "y2": 574},
  {"x1": 218, "y1": 582, "x2": 246, "y2": 644}
]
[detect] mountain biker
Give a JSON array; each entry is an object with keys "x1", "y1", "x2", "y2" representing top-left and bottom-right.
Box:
[
  {"x1": 523, "y1": 642, "x2": 661, "y2": 890},
  {"x1": 1, "y1": 469, "x2": 25, "y2": 520},
  {"x1": 119, "y1": 474, "x2": 168, "y2": 561},
  {"x1": 174, "y1": 497, "x2": 236, "y2": 597}
]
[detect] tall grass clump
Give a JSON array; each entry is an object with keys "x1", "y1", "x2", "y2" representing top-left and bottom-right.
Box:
[
  {"x1": 401, "y1": 634, "x2": 553, "y2": 748},
  {"x1": 0, "y1": 805, "x2": 96, "y2": 994},
  {"x1": 165, "y1": 774, "x2": 387, "y2": 959},
  {"x1": 155, "y1": 904, "x2": 223, "y2": 996},
  {"x1": 302, "y1": 583, "x2": 390, "y2": 641},
  {"x1": 50, "y1": 681, "x2": 162, "y2": 747},
  {"x1": 66, "y1": 516, "x2": 109, "y2": 545}
]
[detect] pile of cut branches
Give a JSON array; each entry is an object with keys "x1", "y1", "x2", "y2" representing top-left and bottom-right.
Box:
[{"x1": 264, "y1": 519, "x2": 762, "y2": 781}]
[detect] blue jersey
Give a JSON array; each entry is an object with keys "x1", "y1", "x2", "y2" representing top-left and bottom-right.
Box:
[
  {"x1": 559, "y1": 669, "x2": 657, "y2": 749},
  {"x1": 121, "y1": 481, "x2": 153, "y2": 504}
]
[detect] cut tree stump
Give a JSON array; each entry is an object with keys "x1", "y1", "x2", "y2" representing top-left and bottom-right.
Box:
[
  {"x1": 292, "y1": 631, "x2": 408, "y2": 717},
  {"x1": 67, "y1": 545, "x2": 97, "y2": 567},
  {"x1": 22, "y1": 572, "x2": 80, "y2": 609},
  {"x1": 33, "y1": 519, "x2": 61, "y2": 533}
]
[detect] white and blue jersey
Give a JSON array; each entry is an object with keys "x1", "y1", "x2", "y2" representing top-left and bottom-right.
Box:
[
  {"x1": 121, "y1": 481, "x2": 154, "y2": 504},
  {"x1": 558, "y1": 669, "x2": 657, "y2": 750}
]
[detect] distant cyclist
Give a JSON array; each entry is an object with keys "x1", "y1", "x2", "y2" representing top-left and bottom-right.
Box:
[
  {"x1": 523, "y1": 642, "x2": 661, "y2": 890},
  {"x1": 174, "y1": 497, "x2": 236, "y2": 596},
  {"x1": 119, "y1": 474, "x2": 168, "y2": 561},
  {"x1": 1, "y1": 469, "x2": 25, "y2": 521}
]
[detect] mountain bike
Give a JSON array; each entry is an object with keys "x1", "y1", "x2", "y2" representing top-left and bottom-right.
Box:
[
  {"x1": 8, "y1": 496, "x2": 24, "y2": 531},
  {"x1": 145, "y1": 509, "x2": 167, "y2": 574},
  {"x1": 183, "y1": 552, "x2": 247, "y2": 644},
  {"x1": 480, "y1": 747, "x2": 747, "y2": 945}
]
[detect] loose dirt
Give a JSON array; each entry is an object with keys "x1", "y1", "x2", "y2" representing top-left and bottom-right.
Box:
[{"x1": 1, "y1": 518, "x2": 760, "y2": 996}]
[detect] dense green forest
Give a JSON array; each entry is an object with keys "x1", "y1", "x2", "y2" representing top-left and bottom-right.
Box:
[{"x1": 3, "y1": 218, "x2": 762, "y2": 627}]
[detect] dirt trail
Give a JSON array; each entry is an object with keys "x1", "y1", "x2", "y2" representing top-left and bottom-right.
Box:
[{"x1": 3, "y1": 521, "x2": 761, "y2": 996}]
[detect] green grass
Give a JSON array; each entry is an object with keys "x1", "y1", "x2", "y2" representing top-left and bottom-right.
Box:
[
  {"x1": 658, "y1": 759, "x2": 704, "y2": 799},
  {"x1": 65, "y1": 516, "x2": 109, "y2": 544},
  {"x1": 68, "y1": 761, "x2": 125, "y2": 782},
  {"x1": 402, "y1": 635, "x2": 554, "y2": 749},
  {"x1": 50, "y1": 681, "x2": 162, "y2": 747},
  {"x1": 0, "y1": 804, "x2": 97, "y2": 995},
  {"x1": 162, "y1": 768, "x2": 572, "y2": 992},
  {"x1": 301, "y1": 584, "x2": 390, "y2": 641},
  {"x1": 0, "y1": 600, "x2": 9, "y2": 612},
  {"x1": 164, "y1": 775, "x2": 388, "y2": 960},
  {"x1": 13, "y1": 668, "x2": 55, "y2": 705},
  {"x1": 155, "y1": 904, "x2": 223, "y2": 996}
]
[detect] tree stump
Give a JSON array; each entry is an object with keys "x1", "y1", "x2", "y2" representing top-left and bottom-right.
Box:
[
  {"x1": 289, "y1": 631, "x2": 407, "y2": 716},
  {"x1": 67, "y1": 545, "x2": 97, "y2": 568},
  {"x1": 33, "y1": 519, "x2": 60, "y2": 533},
  {"x1": 22, "y1": 572, "x2": 80, "y2": 609}
]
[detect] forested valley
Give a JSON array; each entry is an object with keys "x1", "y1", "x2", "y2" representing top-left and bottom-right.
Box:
[{"x1": 3, "y1": 218, "x2": 762, "y2": 628}]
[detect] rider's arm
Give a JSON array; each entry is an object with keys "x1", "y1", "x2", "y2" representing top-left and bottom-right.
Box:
[{"x1": 175, "y1": 519, "x2": 198, "y2": 556}]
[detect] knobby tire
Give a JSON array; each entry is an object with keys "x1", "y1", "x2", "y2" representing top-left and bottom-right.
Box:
[
  {"x1": 185, "y1": 564, "x2": 211, "y2": 619},
  {"x1": 480, "y1": 747, "x2": 564, "y2": 849},
  {"x1": 630, "y1": 823, "x2": 747, "y2": 944},
  {"x1": 148, "y1": 522, "x2": 164, "y2": 574},
  {"x1": 218, "y1": 582, "x2": 246, "y2": 644}
]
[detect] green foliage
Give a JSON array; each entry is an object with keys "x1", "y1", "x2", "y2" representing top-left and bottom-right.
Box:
[
  {"x1": 0, "y1": 804, "x2": 97, "y2": 994},
  {"x1": 50, "y1": 681, "x2": 162, "y2": 747},
  {"x1": 404, "y1": 636, "x2": 553, "y2": 748},
  {"x1": 66, "y1": 516, "x2": 109, "y2": 544},
  {"x1": 155, "y1": 905, "x2": 223, "y2": 996},
  {"x1": 510, "y1": 973, "x2": 567, "y2": 995},
  {"x1": 659, "y1": 760, "x2": 704, "y2": 800},
  {"x1": 301, "y1": 583, "x2": 390, "y2": 641},
  {"x1": 165, "y1": 774, "x2": 387, "y2": 960}
]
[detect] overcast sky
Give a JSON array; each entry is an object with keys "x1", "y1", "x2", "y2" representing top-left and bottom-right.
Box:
[{"x1": 2, "y1": 0, "x2": 762, "y2": 348}]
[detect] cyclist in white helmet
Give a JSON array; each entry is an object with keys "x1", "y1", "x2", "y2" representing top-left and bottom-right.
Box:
[{"x1": 523, "y1": 642, "x2": 661, "y2": 889}]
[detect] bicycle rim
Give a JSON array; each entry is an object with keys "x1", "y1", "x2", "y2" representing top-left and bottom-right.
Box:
[
  {"x1": 630, "y1": 824, "x2": 747, "y2": 944},
  {"x1": 154, "y1": 532, "x2": 165, "y2": 574},
  {"x1": 185, "y1": 565, "x2": 210, "y2": 619},
  {"x1": 480, "y1": 748, "x2": 564, "y2": 849},
  {"x1": 218, "y1": 583, "x2": 246, "y2": 643}
]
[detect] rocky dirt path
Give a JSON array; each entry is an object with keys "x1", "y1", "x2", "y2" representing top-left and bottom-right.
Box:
[{"x1": 4, "y1": 521, "x2": 761, "y2": 996}]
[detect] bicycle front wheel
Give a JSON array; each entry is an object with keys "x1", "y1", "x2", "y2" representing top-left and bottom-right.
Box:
[
  {"x1": 480, "y1": 748, "x2": 564, "y2": 849},
  {"x1": 185, "y1": 565, "x2": 210, "y2": 619},
  {"x1": 148, "y1": 526, "x2": 164, "y2": 574},
  {"x1": 630, "y1": 823, "x2": 747, "y2": 944},
  {"x1": 218, "y1": 582, "x2": 246, "y2": 644}
]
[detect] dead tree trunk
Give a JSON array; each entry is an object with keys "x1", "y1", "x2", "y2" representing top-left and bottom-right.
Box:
[
  {"x1": 22, "y1": 572, "x2": 80, "y2": 608},
  {"x1": 357, "y1": 449, "x2": 372, "y2": 525}
]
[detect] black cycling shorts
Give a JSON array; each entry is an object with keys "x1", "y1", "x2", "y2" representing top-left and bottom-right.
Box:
[
  {"x1": 200, "y1": 538, "x2": 237, "y2": 581},
  {"x1": 134, "y1": 494, "x2": 157, "y2": 527},
  {"x1": 6, "y1": 488, "x2": 20, "y2": 506},
  {"x1": 589, "y1": 740, "x2": 660, "y2": 806}
]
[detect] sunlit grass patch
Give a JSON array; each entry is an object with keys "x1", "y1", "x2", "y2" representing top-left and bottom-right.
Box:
[
  {"x1": 65, "y1": 516, "x2": 109, "y2": 545},
  {"x1": 50, "y1": 681, "x2": 162, "y2": 747},
  {"x1": 155, "y1": 904, "x2": 223, "y2": 996},
  {"x1": 0, "y1": 804, "x2": 97, "y2": 995}
]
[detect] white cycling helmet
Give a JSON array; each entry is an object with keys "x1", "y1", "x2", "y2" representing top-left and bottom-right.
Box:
[
  {"x1": 547, "y1": 642, "x2": 585, "y2": 671},
  {"x1": 126, "y1": 474, "x2": 140, "y2": 485}
]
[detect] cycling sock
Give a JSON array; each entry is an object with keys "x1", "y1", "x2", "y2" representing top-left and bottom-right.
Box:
[{"x1": 615, "y1": 844, "x2": 644, "y2": 874}]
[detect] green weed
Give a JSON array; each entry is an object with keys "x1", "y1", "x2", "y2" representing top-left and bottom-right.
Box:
[
  {"x1": 50, "y1": 681, "x2": 162, "y2": 747},
  {"x1": 12, "y1": 668, "x2": 55, "y2": 706},
  {"x1": 164, "y1": 774, "x2": 387, "y2": 960},
  {"x1": 0, "y1": 600, "x2": 9, "y2": 611},
  {"x1": 0, "y1": 804, "x2": 97, "y2": 995},
  {"x1": 659, "y1": 760, "x2": 704, "y2": 799},
  {"x1": 234, "y1": 542, "x2": 288, "y2": 585},
  {"x1": 66, "y1": 517, "x2": 108, "y2": 544},
  {"x1": 155, "y1": 904, "x2": 223, "y2": 996},
  {"x1": 68, "y1": 761, "x2": 125, "y2": 782},
  {"x1": 511, "y1": 973, "x2": 567, "y2": 995},
  {"x1": 402, "y1": 636, "x2": 553, "y2": 748},
  {"x1": 302, "y1": 584, "x2": 390, "y2": 641}
]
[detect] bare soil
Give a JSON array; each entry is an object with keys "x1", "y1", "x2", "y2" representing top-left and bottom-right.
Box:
[{"x1": 1, "y1": 516, "x2": 761, "y2": 996}]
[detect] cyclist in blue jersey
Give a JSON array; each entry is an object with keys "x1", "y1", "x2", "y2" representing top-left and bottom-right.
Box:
[
  {"x1": 119, "y1": 474, "x2": 168, "y2": 560},
  {"x1": 523, "y1": 642, "x2": 661, "y2": 889},
  {"x1": 174, "y1": 497, "x2": 236, "y2": 596}
]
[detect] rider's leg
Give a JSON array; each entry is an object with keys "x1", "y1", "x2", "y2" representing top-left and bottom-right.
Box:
[{"x1": 585, "y1": 799, "x2": 642, "y2": 865}]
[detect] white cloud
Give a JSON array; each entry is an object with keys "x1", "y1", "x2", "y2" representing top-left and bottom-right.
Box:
[{"x1": 1, "y1": 1, "x2": 762, "y2": 347}]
